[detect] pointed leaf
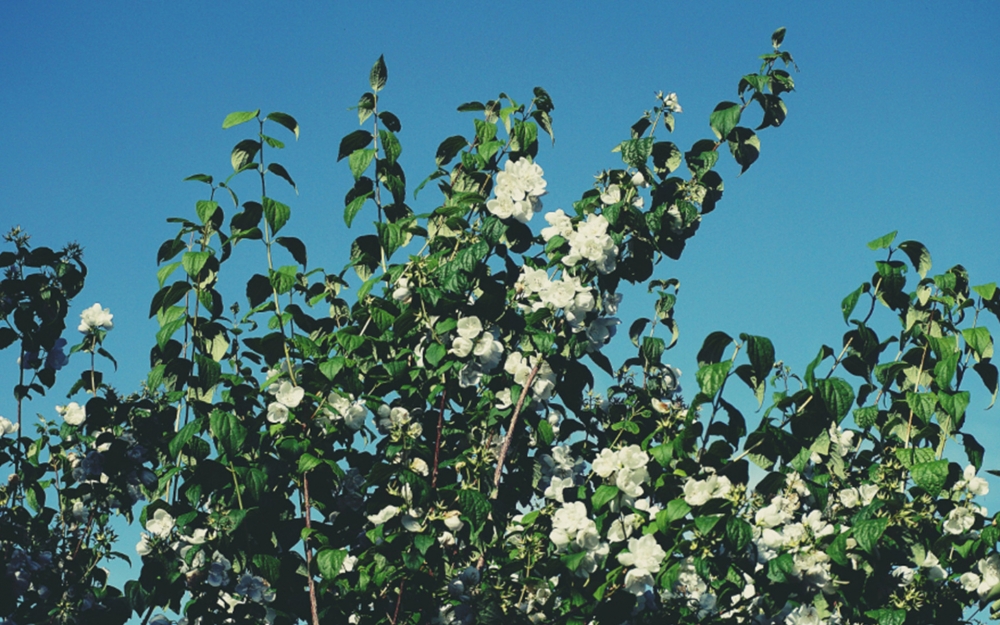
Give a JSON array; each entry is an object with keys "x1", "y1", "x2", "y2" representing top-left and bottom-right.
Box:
[
  {"x1": 369, "y1": 55, "x2": 387, "y2": 92},
  {"x1": 222, "y1": 110, "x2": 259, "y2": 129},
  {"x1": 266, "y1": 112, "x2": 299, "y2": 139}
]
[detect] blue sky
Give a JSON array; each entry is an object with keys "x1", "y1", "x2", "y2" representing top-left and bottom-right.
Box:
[{"x1": 2, "y1": 0, "x2": 999, "y2": 605}]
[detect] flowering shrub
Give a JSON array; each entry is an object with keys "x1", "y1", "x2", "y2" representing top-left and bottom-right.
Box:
[{"x1": 3, "y1": 29, "x2": 1000, "y2": 625}]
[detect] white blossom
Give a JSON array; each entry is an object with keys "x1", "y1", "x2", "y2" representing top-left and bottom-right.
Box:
[
  {"x1": 57, "y1": 402, "x2": 86, "y2": 426},
  {"x1": 78, "y1": 303, "x2": 114, "y2": 333},
  {"x1": 145, "y1": 509, "x2": 175, "y2": 538},
  {"x1": 944, "y1": 506, "x2": 976, "y2": 535},
  {"x1": 0, "y1": 416, "x2": 17, "y2": 435},
  {"x1": 368, "y1": 505, "x2": 400, "y2": 525},
  {"x1": 274, "y1": 381, "x2": 304, "y2": 408}
]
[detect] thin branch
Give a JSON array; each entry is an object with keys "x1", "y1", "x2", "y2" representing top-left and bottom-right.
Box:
[
  {"x1": 492, "y1": 361, "x2": 541, "y2": 495},
  {"x1": 432, "y1": 390, "x2": 447, "y2": 489}
]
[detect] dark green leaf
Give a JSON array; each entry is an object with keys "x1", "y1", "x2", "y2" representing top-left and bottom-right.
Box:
[
  {"x1": 231, "y1": 139, "x2": 261, "y2": 171},
  {"x1": 275, "y1": 237, "x2": 307, "y2": 267},
  {"x1": 817, "y1": 378, "x2": 854, "y2": 421},
  {"x1": 317, "y1": 549, "x2": 348, "y2": 580},
  {"x1": 853, "y1": 518, "x2": 888, "y2": 553},
  {"x1": 897, "y1": 240, "x2": 932, "y2": 279},
  {"x1": 592, "y1": 485, "x2": 619, "y2": 510},
  {"x1": 369, "y1": 55, "x2": 387, "y2": 92},
  {"x1": 267, "y1": 163, "x2": 297, "y2": 192},
  {"x1": 435, "y1": 136, "x2": 469, "y2": 166},
  {"x1": 266, "y1": 112, "x2": 299, "y2": 139},
  {"x1": 696, "y1": 361, "x2": 732, "y2": 398},
  {"x1": 338, "y1": 130, "x2": 374, "y2": 161}
]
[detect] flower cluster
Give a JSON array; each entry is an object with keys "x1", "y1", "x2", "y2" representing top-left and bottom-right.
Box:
[
  {"x1": 538, "y1": 444, "x2": 585, "y2": 503},
  {"x1": 264, "y1": 370, "x2": 304, "y2": 425},
  {"x1": 591, "y1": 445, "x2": 650, "y2": 498},
  {"x1": 549, "y1": 501, "x2": 608, "y2": 578},
  {"x1": 485, "y1": 158, "x2": 547, "y2": 223},
  {"x1": 541, "y1": 210, "x2": 618, "y2": 275},
  {"x1": 78, "y1": 303, "x2": 113, "y2": 334},
  {"x1": 324, "y1": 392, "x2": 367, "y2": 431},
  {"x1": 683, "y1": 472, "x2": 732, "y2": 507},
  {"x1": 449, "y1": 315, "x2": 504, "y2": 388},
  {"x1": 617, "y1": 534, "x2": 667, "y2": 595},
  {"x1": 503, "y1": 352, "x2": 556, "y2": 402},
  {"x1": 515, "y1": 267, "x2": 619, "y2": 351},
  {"x1": 57, "y1": 401, "x2": 86, "y2": 426}
]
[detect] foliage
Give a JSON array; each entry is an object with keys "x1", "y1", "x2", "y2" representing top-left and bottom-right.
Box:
[{"x1": 3, "y1": 29, "x2": 1000, "y2": 625}]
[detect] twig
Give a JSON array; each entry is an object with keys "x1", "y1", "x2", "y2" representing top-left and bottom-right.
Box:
[
  {"x1": 302, "y1": 471, "x2": 320, "y2": 625},
  {"x1": 432, "y1": 390, "x2": 447, "y2": 489},
  {"x1": 492, "y1": 361, "x2": 541, "y2": 495}
]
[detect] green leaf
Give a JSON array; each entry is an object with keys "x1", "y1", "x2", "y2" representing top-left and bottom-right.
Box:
[
  {"x1": 973, "y1": 282, "x2": 997, "y2": 300},
  {"x1": 727, "y1": 126, "x2": 760, "y2": 173},
  {"x1": 267, "y1": 163, "x2": 297, "y2": 192},
  {"x1": 425, "y1": 343, "x2": 446, "y2": 367},
  {"x1": 974, "y1": 362, "x2": 998, "y2": 408},
  {"x1": 209, "y1": 409, "x2": 247, "y2": 458},
  {"x1": 182, "y1": 251, "x2": 211, "y2": 279},
  {"x1": 894, "y1": 447, "x2": 935, "y2": 469},
  {"x1": 696, "y1": 361, "x2": 732, "y2": 398},
  {"x1": 379, "y1": 130, "x2": 402, "y2": 165},
  {"x1": 457, "y1": 490, "x2": 491, "y2": 530},
  {"x1": 725, "y1": 516, "x2": 752, "y2": 551},
  {"x1": 864, "y1": 609, "x2": 905, "y2": 625},
  {"x1": 369, "y1": 55, "x2": 387, "y2": 92},
  {"x1": 694, "y1": 514, "x2": 722, "y2": 535},
  {"x1": 938, "y1": 390, "x2": 970, "y2": 422},
  {"x1": 275, "y1": 237, "x2": 307, "y2": 267},
  {"x1": 841, "y1": 283, "x2": 868, "y2": 323},
  {"x1": 266, "y1": 112, "x2": 299, "y2": 139},
  {"x1": 435, "y1": 136, "x2": 468, "y2": 166},
  {"x1": 709, "y1": 102, "x2": 741, "y2": 141},
  {"x1": 316, "y1": 548, "x2": 348, "y2": 580},
  {"x1": 867, "y1": 231, "x2": 897, "y2": 251},
  {"x1": 697, "y1": 331, "x2": 733, "y2": 366},
  {"x1": 898, "y1": 240, "x2": 932, "y2": 279},
  {"x1": 651, "y1": 141, "x2": 683, "y2": 178},
  {"x1": 169, "y1": 419, "x2": 202, "y2": 458},
  {"x1": 222, "y1": 110, "x2": 259, "y2": 129},
  {"x1": 298, "y1": 453, "x2": 323, "y2": 473},
  {"x1": 853, "y1": 405, "x2": 878, "y2": 428},
  {"x1": 338, "y1": 130, "x2": 374, "y2": 161},
  {"x1": 349, "y1": 148, "x2": 376, "y2": 181},
  {"x1": 771, "y1": 27, "x2": 786, "y2": 48},
  {"x1": 263, "y1": 197, "x2": 291, "y2": 235},
  {"x1": 196, "y1": 200, "x2": 219, "y2": 225},
  {"x1": 853, "y1": 518, "x2": 888, "y2": 553},
  {"x1": 742, "y1": 334, "x2": 775, "y2": 383},
  {"x1": 910, "y1": 459, "x2": 949, "y2": 495},
  {"x1": 618, "y1": 137, "x2": 654, "y2": 168},
  {"x1": 592, "y1": 485, "x2": 619, "y2": 510},
  {"x1": 156, "y1": 261, "x2": 182, "y2": 289},
  {"x1": 963, "y1": 327, "x2": 994, "y2": 361},
  {"x1": 816, "y1": 377, "x2": 854, "y2": 421},
  {"x1": 659, "y1": 499, "x2": 691, "y2": 527},
  {"x1": 905, "y1": 391, "x2": 937, "y2": 424},
  {"x1": 231, "y1": 139, "x2": 261, "y2": 171}
]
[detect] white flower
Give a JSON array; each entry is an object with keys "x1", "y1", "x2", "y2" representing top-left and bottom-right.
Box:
[
  {"x1": 540, "y1": 210, "x2": 574, "y2": 242},
  {"x1": 630, "y1": 171, "x2": 648, "y2": 188},
  {"x1": 444, "y1": 511, "x2": 464, "y2": 532},
  {"x1": 274, "y1": 382, "x2": 304, "y2": 408},
  {"x1": 838, "y1": 487, "x2": 860, "y2": 508},
  {"x1": 266, "y1": 402, "x2": 289, "y2": 424},
  {"x1": 683, "y1": 474, "x2": 732, "y2": 507},
  {"x1": 622, "y1": 567, "x2": 655, "y2": 595},
  {"x1": 340, "y1": 555, "x2": 357, "y2": 574},
  {"x1": 962, "y1": 571, "x2": 982, "y2": 593},
  {"x1": 410, "y1": 458, "x2": 429, "y2": 476},
  {"x1": 57, "y1": 402, "x2": 86, "y2": 426},
  {"x1": 0, "y1": 416, "x2": 17, "y2": 435},
  {"x1": 962, "y1": 465, "x2": 990, "y2": 496},
  {"x1": 136, "y1": 534, "x2": 153, "y2": 556},
  {"x1": 544, "y1": 476, "x2": 574, "y2": 502},
  {"x1": 401, "y1": 508, "x2": 425, "y2": 532},
  {"x1": 892, "y1": 565, "x2": 915, "y2": 586},
  {"x1": 859, "y1": 484, "x2": 879, "y2": 506},
  {"x1": 662, "y1": 92, "x2": 682, "y2": 113},
  {"x1": 450, "y1": 336, "x2": 474, "y2": 358},
  {"x1": 921, "y1": 551, "x2": 947, "y2": 580},
  {"x1": 487, "y1": 158, "x2": 546, "y2": 223},
  {"x1": 617, "y1": 534, "x2": 666, "y2": 594},
  {"x1": 392, "y1": 277, "x2": 412, "y2": 303},
  {"x1": 145, "y1": 509, "x2": 175, "y2": 538},
  {"x1": 326, "y1": 392, "x2": 367, "y2": 430},
  {"x1": 368, "y1": 505, "x2": 400, "y2": 525},
  {"x1": 456, "y1": 316, "x2": 483, "y2": 340},
  {"x1": 944, "y1": 506, "x2": 976, "y2": 535},
  {"x1": 784, "y1": 604, "x2": 822, "y2": 625},
  {"x1": 978, "y1": 554, "x2": 1000, "y2": 596},
  {"x1": 600, "y1": 185, "x2": 621, "y2": 206},
  {"x1": 78, "y1": 303, "x2": 114, "y2": 333}
]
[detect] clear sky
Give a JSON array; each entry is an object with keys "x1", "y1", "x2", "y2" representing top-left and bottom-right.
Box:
[{"x1": 2, "y1": 0, "x2": 999, "y2": 606}]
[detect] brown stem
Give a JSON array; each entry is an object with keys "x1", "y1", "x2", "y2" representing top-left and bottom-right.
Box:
[
  {"x1": 302, "y1": 472, "x2": 320, "y2": 625},
  {"x1": 432, "y1": 390, "x2": 447, "y2": 489},
  {"x1": 389, "y1": 580, "x2": 405, "y2": 625},
  {"x1": 492, "y1": 361, "x2": 541, "y2": 495}
]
